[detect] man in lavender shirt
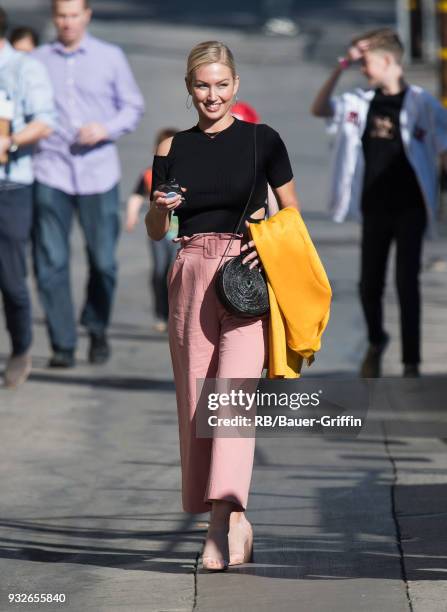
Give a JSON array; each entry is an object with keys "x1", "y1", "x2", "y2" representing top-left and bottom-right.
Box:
[{"x1": 33, "y1": 0, "x2": 144, "y2": 368}]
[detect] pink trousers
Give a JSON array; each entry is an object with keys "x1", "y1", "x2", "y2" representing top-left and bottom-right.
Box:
[{"x1": 168, "y1": 233, "x2": 268, "y2": 514}]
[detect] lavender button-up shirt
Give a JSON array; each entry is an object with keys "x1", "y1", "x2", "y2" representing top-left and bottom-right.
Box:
[{"x1": 33, "y1": 34, "x2": 144, "y2": 195}]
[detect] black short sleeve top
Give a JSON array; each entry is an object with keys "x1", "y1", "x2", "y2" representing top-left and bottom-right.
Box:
[{"x1": 150, "y1": 118, "x2": 293, "y2": 237}]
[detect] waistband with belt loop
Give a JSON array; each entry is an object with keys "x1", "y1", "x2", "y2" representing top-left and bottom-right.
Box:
[{"x1": 174, "y1": 233, "x2": 243, "y2": 259}]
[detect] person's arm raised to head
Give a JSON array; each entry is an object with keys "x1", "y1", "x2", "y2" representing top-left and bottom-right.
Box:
[
  {"x1": 310, "y1": 64, "x2": 345, "y2": 118},
  {"x1": 310, "y1": 42, "x2": 367, "y2": 118}
]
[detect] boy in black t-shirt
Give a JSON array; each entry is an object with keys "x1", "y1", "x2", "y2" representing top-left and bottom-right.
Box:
[{"x1": 311, "y1": 28, "x2": 447, "y2": 378}]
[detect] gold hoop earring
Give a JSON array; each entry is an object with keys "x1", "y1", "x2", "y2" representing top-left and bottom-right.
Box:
[{"x1": 186, "y1": 93, "x2": 192, "y2": 109}]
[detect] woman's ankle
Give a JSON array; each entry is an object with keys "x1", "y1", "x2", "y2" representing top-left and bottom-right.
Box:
[
  {"x1": 229, "y1": 511, "x2": 246, "y2": 526},
  {"x1": 209, "y1": 500, "x2": 236, "y2": 526}
]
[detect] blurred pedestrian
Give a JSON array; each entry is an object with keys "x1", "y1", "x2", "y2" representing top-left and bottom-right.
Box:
[
  {"x1": 231, "y1": 101, "x2": 260, "y2": 124},
  {"x1": 32, "y1": 0, "x2": 144, "y2": 368},
  {"x1": 125, "y1": 128, "x2": 179, "y2": 333},
  {"x1": 0, "y1": 6, "x2": 55, "y2": 387},
  {"x1": 146, "y1": 41, "x2": 301, "y2": 571},
  {"x1": 311, "y1": 28, "x2": 447, "y2": 378},
  {"x1": 10, "y1": 27, "x2": 39, "y2": 52}
]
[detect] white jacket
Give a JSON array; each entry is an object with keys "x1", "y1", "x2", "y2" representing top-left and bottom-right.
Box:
[{"x1": 327, "y1": 85, "x2": 447, "y2": 231}]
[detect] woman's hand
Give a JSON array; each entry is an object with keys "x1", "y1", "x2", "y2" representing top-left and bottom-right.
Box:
[
  {"x1": 146, "y1": 187, "x2": 186, "y2": 240},
  {"x1": 151, "y1": 189, "x2": 184, "y2": 212},
  {"x1": 240, "y1": 220, "x2": 262, "y2": 270}
]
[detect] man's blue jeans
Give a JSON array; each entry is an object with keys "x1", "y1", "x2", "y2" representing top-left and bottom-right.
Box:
[
  {"x1": 0, "y1": 185, "x2": 33, "y2": 356},
  {"x1": 33, "y1": 182, "x2": 120, "y2": 352}
]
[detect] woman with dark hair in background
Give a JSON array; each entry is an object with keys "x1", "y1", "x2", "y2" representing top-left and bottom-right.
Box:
[
  {"x1": 126, "y1": 128, "x2": 179, "y2": 332},
  {"x1": 10, "y1": 27, "x2": 39, "y2": 52}
]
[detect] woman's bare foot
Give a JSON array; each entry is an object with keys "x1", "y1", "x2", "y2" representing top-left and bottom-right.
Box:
[
  {"x1": 228, "y1": 512, "x2": 253, "y2": 566},
  {"x1": 201, "y1": 500, "x2": 233, "y2": 571}
]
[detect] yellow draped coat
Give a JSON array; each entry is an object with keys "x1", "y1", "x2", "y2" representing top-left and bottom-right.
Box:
[{"x1": 249, "y1": 207, "x2": 332, "y2": 378}]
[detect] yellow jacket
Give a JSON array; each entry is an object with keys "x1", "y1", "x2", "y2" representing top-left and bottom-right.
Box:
[{"x1": 249, "y1": 207, "x2": 332, "y2": 378}]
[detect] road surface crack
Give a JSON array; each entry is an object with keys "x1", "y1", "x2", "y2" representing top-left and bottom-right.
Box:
[{"x1": 382, "y1": 421, "x2": 415, "y2": 612}]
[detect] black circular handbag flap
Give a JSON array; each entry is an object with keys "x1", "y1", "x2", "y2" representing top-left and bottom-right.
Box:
[{"x1": 216, "y1": 253, "x2": 270, "y2": 317}]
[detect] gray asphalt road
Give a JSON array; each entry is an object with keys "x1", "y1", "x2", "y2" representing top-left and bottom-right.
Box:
[{"x1": 1, "y1": 2, "x2": 447, "y2": 611}]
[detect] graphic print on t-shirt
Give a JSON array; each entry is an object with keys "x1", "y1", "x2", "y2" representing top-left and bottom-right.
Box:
[
  {"x1": 361, "y1": 88, "x2": 424, "y2": 214},
  {"x1": 370, "y1": 115, "x2": 395, "y2": 140}
]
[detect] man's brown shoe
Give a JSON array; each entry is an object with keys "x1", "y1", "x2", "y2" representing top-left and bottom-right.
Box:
[{"x1": 3, "y1": 352, "x2": 32, "y2": 389}]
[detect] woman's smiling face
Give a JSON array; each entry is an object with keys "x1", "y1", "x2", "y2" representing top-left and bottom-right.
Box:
[{"x1": 189, "y1": 62, "x2": 239, "y2": 123}]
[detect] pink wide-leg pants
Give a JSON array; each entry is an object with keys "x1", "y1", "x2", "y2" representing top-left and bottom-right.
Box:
[{"x1": 168, "y1": 233, "x2": 268, "y2": 514}]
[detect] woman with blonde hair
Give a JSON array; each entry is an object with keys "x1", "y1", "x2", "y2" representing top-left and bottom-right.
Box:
[{"x1": 146, "y1": 41, "x2": 300, "y2": 570}]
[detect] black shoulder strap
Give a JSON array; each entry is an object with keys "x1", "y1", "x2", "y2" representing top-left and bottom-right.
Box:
[
  {"x1": 233, "y1": 123, "x2": 257, "y2": 234},
  {"x1": 217, "y1": 123, "x2": 257, "y2": 269}
]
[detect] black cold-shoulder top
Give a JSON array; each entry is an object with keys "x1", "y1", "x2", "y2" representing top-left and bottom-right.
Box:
[{"x1": 150, "y1": 118, "x2": 293, "y2": 237}]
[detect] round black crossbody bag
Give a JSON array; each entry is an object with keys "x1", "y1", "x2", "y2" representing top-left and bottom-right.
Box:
[
  {"x1": 215, "y1": 125, "x2": 270, "y2": 318},
  {"x1": 215, "y1": 251, "x2": 269, "y2": 317}
]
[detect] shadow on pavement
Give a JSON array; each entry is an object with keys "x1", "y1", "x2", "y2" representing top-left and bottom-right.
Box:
[
  {"x1": 79, "y1": 0, "x2": 395, "y2": 30},
  {"x1": 31, "y1": 318, "x2": 170, "y2": 344},
  {"x1": 7, "y1": 0, "x2": 394, "y2": 33},
  {"x1": 0, "y1": 514, "x2": 205, "y2": 574},
  {"x1": 1, "y1": 472, "x2": 446, "y2": 581},
  {"x1": 25, "y1": 372, "x2": 175, "y2": 392}
]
